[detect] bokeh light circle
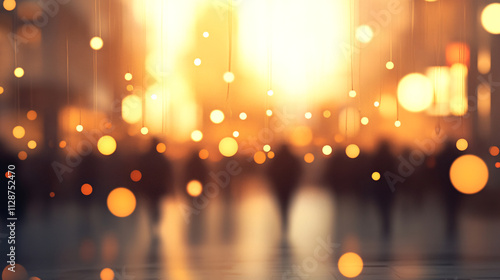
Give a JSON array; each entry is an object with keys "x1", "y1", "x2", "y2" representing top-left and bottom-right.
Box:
[
  {"x1": 322, "y1": 145, "x2": 333, "y2": 155},
  {"x1": 304, "y1": 153, "x2": 315, "y2": 163},
  {"x1": 2, "y1": 264, "x2": 28, "y2": 280},
  {"x1": 355, "y1": 25, "x2": 374, "y2": 43},
  {"x1": 386, "y1": 61, "x2": 394, "y2": 70},
  {"x1": 107, "y1": 188, "x2": 136, "y2": 217},
  {"x1": 130, "y1": 170, "x2": 142, "y2": 182},
  {"x1": 450, "y1": 154, "x2": 489, "y2": 195},
  {"x1": 12, "y1": 126, "x2": 25, "y2": 139},
  {"x1": 26, "y1": 110, "x2": 37, "y2": 120},
  {"x1": 219, "y1": 137, "x2": 238, "y2": 157},
  {"x1": 191, "y1": 130, "x2": 203, "y2": 142},
  {"x1": 3, "y1": 0, "x2": 16, "y2": 11},
  {"x1": 210, "y1": 110, "x2": 225, "y2": 124},
  {"x1": 372, "y1": 172, "x2": 381, "y2": 181},
  {"x1": 338, "y1": 252, "x2": 363, "y2": 278},
  {"x1": 397, "y1": 73, "x2": 434, "y2": 112},
  {"x1": 489, "y1": 146, "x2": 499, "y2": 156},
  {"x1": 456, "y1": 138, "x2": 468, "y2": 151},
  {"x1": 81, "y1": 183, "x2": 93, "y2": 196},
  {"x1": 186, "y1": 180, "x2": 203, "y2": 197},
  {"x1": 97, "y1": 135, "x2": 117, "y2": 156},
  {"x1": 481, "y1": 3, "x2": 500, "y2": 34},
  {"x1": 100, "y1": 268, "x2": 114, "y2": 280},
  {"x1": 223, "y1": 71, "x2": 235, "y2": 83},
  {"x1": 254, "y1": 151, "x2": 266, "y2": 164},
  {"x1": 90, "y1": 36, "x2": 104, "y2": 50},
  {"x1": 345, "y1": 144, "x2": 360, "y2": 159},
  {"x1": 14, "y1": 67, "x2": 24, "y2": 78}
]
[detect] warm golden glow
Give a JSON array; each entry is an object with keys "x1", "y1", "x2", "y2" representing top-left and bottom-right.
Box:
[
  {"x1": 130, "y1": 170, "x2": 142, "y2": 182},
  {"x1": 219, "y1": 137, "x2": 238, "y2": 157},
  {"x1": 90, "y1": 36, "x2": 104, "y2": 50},
  {"x1": 360, "y1": 117, "x2": 369, "y2": 125},
  {"x1": 266, "y1": 109, "x2": 273, "y2": 116},
  {"x1": 263, "y1": 144, "x2": 271, "y2": 152},
  {"x1": 489, "y1": 146, "x2": 499, "y2": 157},
  {"x1": 0, "y1": 86, "x2": 3, "y2": 94},
  {"x1": 450, "y1": 155, "x2": 489, "y2": 195},
  {"x1": 481, "y1": 3, "x2": 500, "y2": 34},
  {"x1": 348, "y1": 90, "x2": 357, "y2": 98},
  {"x1": 456, "y1": 138, "x2": 468, "y2": 151},
  {"x1": 304, "y1": 153, "x2": 314, "y2": 163},
  {"x1": 2, "y1": 263, "x2": 28, "y2": 280},
  {"x1": 478, "y1": 48, "x2": 491, "y2": 74},
  {"x1": 191, "y1": 130, "x2": 203, "y2": 142},
  {"x1": 254, "y1": 151, "x2": 266, "y2": 164},
  {"x1": 100, "y1": 268, "x2": 115, "y2": 280},
  {"x1": 304, "y1": 112, "x2": 312, "y2": 119},
  {"x1": 27, "y1": 140, "x2": 37, "y2": 150},
  {"x1": 267, "y1": 89, "x2": 274, "y2": 96},
  {"x1": 233, "y1": 131, "x2": 239, "y2": 137},
  {"x1": 323, "y1": 110, "x2": 331, "y2": 118},
  {"x1": 338, "y1": 252, "x2": 363, "y2": 278},
  {"x1": 76, "y1": 124, "x2": 83, "y2": 132},
  {"x1": 355, "y1": 25, "x2": 373, "y2": 43},
  {"x1": 223, "y1": 71, "x2": 235, "y2": 83},
  {"x1": 449, "y1": 63, "x2": 468, "y2": 116},
  {"x1": 3, "y1": 0, "x2": 16, "y2": 11},
  {"x1": 346, "y1": 144, "x2": 360, "y2": 159},
  {"x1": 268, "y1": 151, "x2": 275, "y2": 159},
  {"x1": 386, "y1": 61, "x2": 394, "y2": 70},
  {"x1": 107, "y1": 188, "x2": 136, "y2": 217},
  {"x1": 122, "y1": 95, "x2": 142, "y2": 124},
  {"x1": 18, "y1": 151, "x2": 27, "y2": 161},
  {"x1": 290, "y1": 126, "x2": 313, "y2": 147},
  {"x1": 374, "y1": 101, "x2": 380, "y2": 107},
  {"x1": 14, "y1": 67, "x2": 24, "y2": 78},
  {"x1": 27, "y1": 110, "x2": 37, "y2": 120},
  {"x1": 140, "y1": 127, "x2": 149, "y2": 135},
  {"x1": 59, "y1": 140, "x2": 67, "y2": 148},
  {"x1": 203, "y1": 31, "x2": 209, "y2": 38},
  {"x1": 97, "y1": 135, "x2": 117, "y2": 156},
  {"x1": 186, "y1": 180, "x2": 203, "y2": 197},
  {"x1": 81, "y1": 183, "x2": 93, "y2": 196},
  {"x1": 124, "y1": 73, "x2": 133, "y2": 81},
  {"x1": 372, "y1": 172, "x2": 381, "y2": 181},
  {"x1": 210, "y1": 109, "x2": 225, "y2": 124},
  {"x1": 394, "y1": 120, "x2": 401, "y2": 127},
  {"x1": 398, "y1": 73, "x2": 434, "y2": 112},
  {"x1": 194, "y1": 58, "x2": 201, "y2": 66},
  {"x1": 239, "y1": 112, "x2": 247, "y2": 120},
  {"x1": 12, "y1": 125, "x2": 25, "y2": 139},
  {"x1": 156, "y1": 143, "x2": 166, "y2": 153},
  {"x1": 199, "y1": 149, "x2": 209, "y2": 159},
  {"x1": 322, "y1": 145, "x2": 332, "y2": 156}
]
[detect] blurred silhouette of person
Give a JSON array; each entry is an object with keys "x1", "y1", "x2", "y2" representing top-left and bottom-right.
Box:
[
  {"x1": 266, "y1": 144, "x2": 303, "y2": 234},
  {"x1": 435, "y1": 140, "x2": 462, "y2": 242},
  {"x1": 368, "y1": 140, "x2": 397, "y2": 242}
]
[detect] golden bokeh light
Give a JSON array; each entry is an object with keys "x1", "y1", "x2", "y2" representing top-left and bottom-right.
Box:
[
  {"x1": 456, "y1": 138, "x2": 468, "y2": 151},
  {"x1": 97, "y1": 135, "x2": 117, "y2": 156},
  {"x1": 27, "y1": 110, "x2": 37, "y2": 120},
  {"x1": 203, "y1": 31, "x2": 209, "y2": 38},
  {"x1": 355, "y1": 25, "x2": 373, "y2": 43},
  {"x1": 27, "y1": 140, "x2": 37, "y2": 150},
  {"x1": 346, "y1": 144, "x2": 360, "y2": 159},
  {"x1": 76, "y1": 124, "x2": 83, "y2": 132},
  {"x1": 0, "y1": 86, "x2": 3, "y2": 94},
  {"x1": 322, "y1": 145, "x2": 333, "y2": 156},
  {"x1": 397, "y1": 73, "x2": 434, "y2": 112},
  {"x1": 254, "y1": 151, "x2": 266, "y2": 164},
  {"x1": 140, "y1": 127, "x2": 149, "y2": 135},
  {"x1": 239, "y1": 112, "x2": 247, "y2": 120},
  {"x1": 59, "y1": 140, "x2": 67, "y2": 148},
  {"x1": 126, "y1": 84, "x2": 134, "y2": 91},
  {"x1": 81, "y1": 183, "x2": 93, "y2": 196},
  {"x1": 156, "y1": 142, "x2": 166, "y2": 153},
  {"x1": 219, "y1": 137, "x2": 238, "y2": 157},
  {"x1": 489, "y1": 146, "x2": 499, "y2": 156},
  {"x1": 191, "y1": 130, "x2": 203, "y2": 142},
  {"x1": 233, "y1": 131, "x2": 239, "y2": 137},
  {"x1": 130, "y1": 170, "x2": 142, "y2": 182},
  {"x1": 386, "y1": 61, "x2": 394, "y2": 70},
  {"x1": 100, "y1": 268, "x2": 114, "y2": 280},
  {"x1": 266, "y1": 109, "x2": 273, "y2": 116},
  {"x1": 374, "y1": 101, "x2": 380, "y2": 107},
  {"x1": 305, "y1": 112, "x2": 312, "y2": 119},
  {"x1": 268, "y1": 151, "x2": 275, "y2": 159},
  {"x1": 304, "y1": 153, "x2": 315, "y2": 163},
  {"x1": 187, "y1": 180, "x2": 203, "y2": 197},
  {"x1": 12, "y1": 125, "x2": 25, "y2": 139},
  {"x1": 338, "y1": 252, "x2": 364, "y2": 278},
  {"x1": 122, "y1": 95, "x2": 142, "y2": 124},
  {"x1": 223, "y1": 71, "x2": 235, "y2": 83},
  {"x1": 290, "y1": 126, "x2": 313, "y2": 147},
  {"x1": 199, "y1": 149, "x2": 209, "y2": 159},
  {"x1": 210, "y1": 109, "x2": 225, "y2": 124},
  {"x1": 18, "y1": 151, "x2": 27, "y2": 161},
  {"x1": 481, "y1": 3, "x2": 500, "y2": 35},
  {"x1": 194, "y1": 58, "x2": 201, "y2": 66},
  {"x1": 263, "y1": 144, "x2": 271, "y2": 152},
  {"x1": 360, "y1": 117, "x2": 369, "y2": 125},
  {"x1": 267, "y1": 89, "x2": 274, "y2": 96},
  {"x1": 107, "y1": 188, "x2": 136, "y2": 217},
  {"x1": 2, "y1": 264, "x2": 28, "y2": 280},
  {"x1": 90, "y1": 36, "x2": 103, "y2": 50},
  {"x1": 450, "y1": 154, "x2": 489, "y2": 195},
  {"x1": 49, "y1": 192, "x2": 55, "y2": 198},
  {"x1": 348, "y1": 90, "x2": 357, "y2": 98},
  {"x1": 124, "y1": 72, "x2": 133, "y2": 81},
  {"x1": 394, "y1": 120, "x2": 401, "y2": 127},
  {"x1": 14, "y1": 67, "x2": 24, "y2": 78},
  {"x1": 323, "y1": 110, "x2": 331, "y2": 118},
  {"x1": 496, "y1": 162, "x2": 500, "y2": 168},
  {"x1": 372, "y1": 172, "x2": 381, "y2": 181},
  {"x1": 3, "y1": 0, "x2": 16, "y2": 11}
]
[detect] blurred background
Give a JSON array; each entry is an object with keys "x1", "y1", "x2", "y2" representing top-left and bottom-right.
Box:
[{"x1": 1, "y1": 0, "x2": 500, "y2": 279}]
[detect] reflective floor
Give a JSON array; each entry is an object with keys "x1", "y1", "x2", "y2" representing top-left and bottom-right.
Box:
[{"x1": 8, "y1": 176, "x2": 500, "y2": 279}]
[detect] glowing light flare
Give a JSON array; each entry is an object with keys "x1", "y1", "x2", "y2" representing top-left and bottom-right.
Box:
[
  {"x1": 155, "y1": 143, "x2": 166, "y2": 154},
  {"x1": 140, "y1": 127, "x2": 149, "y2": 135},
  {"x1": 219, "y1": 137, "x2": 238, "y2": 157},
  {"x1": 199, "y1": 149, "x2": 209, "y2": 159},
  {"x1": 27, "y1": 110, "x2": 37, "y2": 120},
  {"x1": 496, "y1": 162, "x2": 500, "y2": 168},
  {"x1": 290, "y1": 126, "x2": 313, "y2": 147},
  {"x1": 397, "y1": 73, "x2": 434, "y2": 112},
  {"x1": 59, "y1": 141, "x2": 67, "y2": 148},
  {"x1": 346, "y1": 144, "x2": 360, "y2": 159},
  {"x1": 76, "y1": 124, "x2": 83, "y2": 132},
  {"x1": 323, "y1": 110, "x2": 331, "y2": 118},
  {"x1": 233, "y1": 131, "x2": 239, "y2": 137},
  {"x1": 0, "y1": 87, "x2": 3, "y2": 94},
  {"x1": 3, "y1": 0, "x2": 16, "y2": 11},
  {"x1": 446, "y1": 42, "x2": 470, "y2": 67},
  {"x1": 12, "y1": 126, "x2": 25, "y2": 139},
  {"x1": 100, "y1": 268, "x2": 115, "y2": 280},
  {"x1": 268, "y1": 151, "x2": 275, "y2": 159},
  {"x1": 210, "y1": 110, "x2": 225, "y2": 124},
  {"x1": 386, "y1": 61, "x2": 394, "y2": 70},
  {"x1": 348, "y1": 90, "x2": 357, "y2": 98},
  {"x1": 305, "y1": 112, "x2": 312, "y2": 119},
  {"x1": 187, "y1": 180, "x2": 203, "y2": 197},
  {"x1": 489, "y1": 146, "x2": 499, "y2": 156},
  {"x1": 81, "y1": 184, "x2": 93, "y2": 195},
  {"x1": 395, "y1": 120, "x2": 401, "y2": 127},
  {"x1": 107, "y1": 188, "x2": 136, "y2": 217},
  {"x1": 456, "y1": 138, "x2": 468, "y2": 151},
  {"x1": 239, "y1": 112, "x2": 247, "y2": 120},
  {"x1": 267, "y1": 89, "x2": 274, "y2": 96},
  {"x1": 450, "y1": 154, "x2": 489, "y2": 195},
  {"x1": 14, "y1": 67, "x2": 24, "y2": 78},
  {"x1": 322, "y1": 145, "x2": 332, "y2": 155},
  {"x1": 304, "y1": 153, "x2": 315, "y2": 163},
  {"x1": 97, "y1": 135, "x2": 117, "y2": 156},
  {"x1": 90, "y1": 36, "x2": 103, "y2": 50},
  {"x1": 355, "y1": 25, "x2": 373, "y2": 43},
  {"x1": 360, "y1": 117, "x2": 369, "y2": 125},
  {"x1": 374, "y1": 101, "x2": 380, "y2": 107},
  {"x1": 124, "y1": 73, "x2": 133, "y2": 81},
  {"x1": 372, "y1": 172, "x2": 381, "y2": 181},
  {"x1": 254, "y1": 151, "x2": 266, "y2": 164},
  {"x1": 27, "y1": 140, "x2": 37, "y2": 150},
  {"x1": 2, "y1": 264, "x2": 28, "y2": 280},
  {"x1": 122, "y1": 95, "x2": 142, "y2": 124},
  {"x1": 18, "y1": 151, "x2": 27, "y2": 160},
  {"x1": 223, "y1": 71, "x2": 235, "y2": 83},
  {"x1": 126, "y1": 85, "x2": 134, "y2": 91},
  {"x1": 49, "y1": 192, "x2": 55, "y2": 198},
  {"x1": 266, "y1": 109, "x2": 273, "y2": 116},
  {"x1": 449, "y1": 63, "x2": 468, "y2": 116},
  {"x1": 338, "y1": 252, "x2": 363, "y2": 278},
  {"x1": 263, "y1": 144, "x2": 271, "y2": 152},
  {"x1": 203, "y1": 31, "x2": 209, "y2": 38},
  {"x1": 191, "y1": 130, "x2": 203, "y2": 142},
  {"x1": 130, "y1": 170, "x2": 142, "y2": 182},
  {"x1": 194, "y1": 58, "x2": 201, "y2": 66},
  {"x1": 481, "y1": 3, "x2": 500, "y2": 34}
]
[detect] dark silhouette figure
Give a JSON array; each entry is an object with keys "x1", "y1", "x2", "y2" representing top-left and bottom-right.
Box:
[{"x1": 266, "y1": 145, "x2": 303, "y2": 234}]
